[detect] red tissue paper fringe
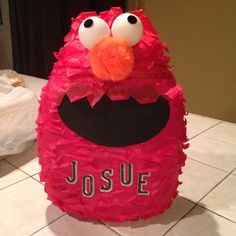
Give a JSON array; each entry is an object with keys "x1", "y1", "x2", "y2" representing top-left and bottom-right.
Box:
[{"x1": 36, "y1": 7, "x2": 188, "y2": 222}]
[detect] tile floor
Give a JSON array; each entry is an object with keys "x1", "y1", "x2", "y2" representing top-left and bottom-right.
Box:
[{"x1": 0, "y1": 76, "x2": 236, "y2": 235}]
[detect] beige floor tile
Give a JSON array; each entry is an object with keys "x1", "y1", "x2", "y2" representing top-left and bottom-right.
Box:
[
  {"x1": 0, "y1": 178, "x2": 64, "y2": 236},
  {"x1": 199, "y1": 175, "x2": 236, "y2": 222},
  {"x1": 186, "y1": 113, "x2": 220, "y2": 139},
  {"x1": 0, "y1": 160, "x2": 29, "y2": 189},
  {"x1": 232, "y1": 169, "x2": 236, "y2": 176},
  {"x1": 32, "y1": 173, "x2": 41, "y2": 182},
  {"x1": 165, "y1": 206, "x2": 236, "y2": 236},
  {"x1": 6, "y1": 142, "x2": 41, "y2": 175},
  {"x1": 106, "y1": 197, "x2": 194, "y2": 236},
  {"x1": 187, "y1": 136, "x2": 236, "y2": 172},
  {"x1": 33, "y1": 214, "x2": 119, "y2": 236},
  {"x1": 179, "y1": 159, "x2": 227, "y2": 202},
  {"x1": 203, "y1": 122, "x2": 236, "y2": 146}
]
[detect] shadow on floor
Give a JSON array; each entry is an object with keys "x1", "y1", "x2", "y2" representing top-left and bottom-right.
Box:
[{"x1": 45, "y1": 196, "x2": 221, "y2": 236}]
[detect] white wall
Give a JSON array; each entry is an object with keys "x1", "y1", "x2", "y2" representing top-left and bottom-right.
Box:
[{"x1": 0, "y1": 0, "x2": 13, "y2": 69}]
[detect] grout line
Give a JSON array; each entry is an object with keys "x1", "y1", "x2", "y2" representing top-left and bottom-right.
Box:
[
  {"x1": 0, "y1": 176, "x2": 31, "y2": 191},
  {"x1": 189, "y1": 121, "x2": 222, "y2": 140},
  {"x1": 31, "y1": 174, "x2": 44, "y2": 185},
  {"x1": 163, "y1": 203, "x2": 198, "y2": 235},
  {"x1": 1, "y1": 161, "x2": 118, "y2": 234},
  {"x1": 30, "y1": 213, "x2": 67, "y2": 236},
  {"x1": 3, "y1": 158, "x2": 39, "y2": 178},
  {"x1": 198, "y1": 205, "x2": 236, "y2": 224},
  {"x1": 220, "y1": 121, "x2": 236, "y2": 127},
  {"x1": 30, "y1": 213, "x2": 121, "y2": 236},
  {"x1": 100, "y1": 222, "x2": 122, "y2": 236},
  {"x1": 179, "y1": 195, "x2": 196, "y2": 205},
  {"x1": 163, "y1": 167, "x2": 236, "y2": 235},
  {"x1": 0, "y1": 159, "x2": 41, "y2": 191},
  {"x1": 178, "y1": 194, "x2": 199, "y2": 205},
  {"x1": 2, "y1": 118, "x2": 234, "y2": 235},
  {"x1": 187, "y1": 114, "x2": 224, "y2": 124},
  {"x1": 196, "y1": 167, "x2": 236, "y2": 204},
  {"x1": 177, "y1": 195, "x2": 196, "y2": 205},
  {"x1": 187, "y1": 156, "x2": 231, "y2": 173},
  {"x1": 164, "y1": 203, "x2": 236, "y2": 236},
  {"x1": 3, "y1": 159, "x2": 34, "y2": 177},
  {"x1": 103, "y1": 195, "x2": 196, "y2": 236},
  {"x1": 200, "y1": 135, "x2": 236, "y2": 146}
]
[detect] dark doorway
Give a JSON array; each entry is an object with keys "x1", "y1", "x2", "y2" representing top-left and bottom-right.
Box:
[{"x1": 9, "y1": 0, "x2": 126, "y2": 79}]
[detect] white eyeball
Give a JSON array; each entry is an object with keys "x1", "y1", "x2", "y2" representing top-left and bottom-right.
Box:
[
  {"x1": 78, "y1": 17, "x2": 110, "y2": 49},
  {"x1": 111, "y1": 13, "x2": 143, "y2": 46}
]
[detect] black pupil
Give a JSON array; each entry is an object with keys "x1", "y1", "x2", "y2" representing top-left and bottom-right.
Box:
[
  {"x1": 84, "y1": 19, "x2": 93, "y2": 28},
  {"x1": 127, "y1": 15, "x2": 137, "y2": 24}
]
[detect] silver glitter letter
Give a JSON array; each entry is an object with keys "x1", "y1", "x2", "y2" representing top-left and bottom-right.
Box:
[
  {"x1": 137, "y1": 173, "x2": 151, "y2": 195},
  {"x1": 120, "y1": 163, "x2": 133, "y2": 186},
  {"x1": 66, "y1": 160, "x2": 78, "y2": 184},
  {"x1": 100, "y1": 169, "x2": 114, "y2": 192},
  {"x1": 82, "y1": 175, "x2": 95, "y2": 197}
]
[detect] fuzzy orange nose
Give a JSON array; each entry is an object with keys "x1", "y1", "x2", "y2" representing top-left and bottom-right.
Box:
[{"x1": 89, "y1": 37, "x2": 134, "y2": 82}]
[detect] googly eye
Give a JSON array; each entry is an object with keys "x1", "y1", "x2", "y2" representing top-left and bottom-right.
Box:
[
  {"x1": 111, "y1": 13, "x2": 143, "y2": 46},
  {"x1": 78, "y1": 17, "x2": 110, "y2": 49}
]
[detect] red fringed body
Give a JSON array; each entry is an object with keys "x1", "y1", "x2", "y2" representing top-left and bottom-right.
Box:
[{"x1": 37, "y1": 7, "x2": 188, "y2": 222}]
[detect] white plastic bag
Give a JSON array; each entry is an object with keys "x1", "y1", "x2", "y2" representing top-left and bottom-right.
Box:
[{"x1": 0, "y1": 76, "x2": 38, "y2": 157}]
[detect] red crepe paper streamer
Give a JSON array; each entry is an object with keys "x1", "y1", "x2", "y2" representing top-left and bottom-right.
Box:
[{"x1": 37, "y1": 7, "x2": 188, "y2": 222}]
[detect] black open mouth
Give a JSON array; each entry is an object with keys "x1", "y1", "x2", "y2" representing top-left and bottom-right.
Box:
[{"x1": 58, "y1": 95, "x2": 170, "y2": 147}]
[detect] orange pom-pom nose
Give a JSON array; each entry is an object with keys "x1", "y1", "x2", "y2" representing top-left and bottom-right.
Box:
[{"x1": 89, "y1": 37, "x2": 134, "y2": 82}]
